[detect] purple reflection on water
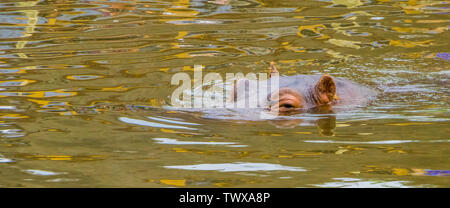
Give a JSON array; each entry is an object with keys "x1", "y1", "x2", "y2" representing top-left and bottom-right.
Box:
[
  {"x1": 436, "y1": 52, "x2": 450, "y2": 60},
  {"x1": 425, "y1": 170, "x2": 450, "y2": 176}
]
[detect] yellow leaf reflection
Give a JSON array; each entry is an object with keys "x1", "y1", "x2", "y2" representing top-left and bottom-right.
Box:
[
  {"x1": 392, "y1": 26, "x2": 448, "y2": 34},
  {"x1": 182, "y1": 66, "x2": 194, "y2": 71},
  {"x1": 416, "y1": 20, "x2": 447, "y2": 23},
  {"x1": 160, "y1": 179, "x2": 186, "y2": 187},
  {"x1": 328, "y1": 39, "x2": 361, "y2": 49},
  {"x1": 27, "y1": 99, "x2": 71, "y2": 108},
  {"x1": 175, "y1": 31, "x2": 188, "y2": 39},
  {"x1": 101, "y1": 86, "x2": 129, "y2": 92},
  {"x1": 0, "y1": 69, "x2": 27, "y2": 74},
  {"x1": 47, "y1": 129, "x2": 62, "y2": 132},
  {"x1": 58, "y1": 111, "x2": 78, "y2": 116},
  {"x1": 393, "y1": 168, "x2": 409, "y2": 176},
  {"x1": 214, "y1": 182, "x2": 231, "y2": 187},
  {"x1": 332, "y1": 0, "x2": 363, "y2": 8},
  {"x1": 387, "y1": 122, "x2": 432, "y2": 126},
  {"x1": 278, "y1": 155, "x2": 293, "y2": 158},
  {"x1": 149, "y1": 99, "x2": 160, "y2": 107},
  {"x1": 159, "y1": 68, "x2": 170, "y2": 72},
  {"x1": 389, "y1": 39, "x2": 433, "y2": 48},
  {"x1": 258, "y1": 132, "x2": 283, "y2": 136},
  {"x1": 161, "y1": 128, "x2": 178, "y2": 133},
  {"x1": 400, "y1": 52, "x2": 423, "y2": 59},
  {"x1": 160, "y1": 0, "x2": 198, "y2": 25},
  {"x1": 357, "y1": 133, "x2": 373, "y2": 136},
  {"x1": 294, "y1": 132, "x2": 312, "y2": 135},
  {"x1": 294, "y1": 152, "x2": 323, "y2": 156},
  {"x1": 172, "y1": 52, "x2": 192, "y2": 59},
  {"x1": 163, "y1": 10, "x2": 199, "y2": 17},
  {"x1": 18, "y1": 154, "x2": 107, "y2": 161},
  {"x1": 48, "y1": 18, "x2": 56, "y2": 25},
  {"x1": 378, "y1": 146, "x2": 407, "y2": 154},
  {"x1": 326, "y1": 49, "x2": 349, "y2": 60},
  {"x1": 173, "y1": 148, "x2": 189, "y2": 152},
  {"x1": 336, "y1": 123, "x2": 351, "y2": 127},
  {"x1": 0, "y1": 113, "x2": 29, "y2": 119}
]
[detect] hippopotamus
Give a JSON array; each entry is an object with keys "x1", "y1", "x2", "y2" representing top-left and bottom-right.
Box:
[{"x1": 231, "y1": 62, "x2": 378, "y2": 115}]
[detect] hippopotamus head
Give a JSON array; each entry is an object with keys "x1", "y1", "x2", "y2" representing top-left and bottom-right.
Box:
[
  {"x1": 231, "y1": 62, "x2": 375, "y2": 116},
  {"x1": 268, "y1": 74, "x2": 339, "y2": 114}
]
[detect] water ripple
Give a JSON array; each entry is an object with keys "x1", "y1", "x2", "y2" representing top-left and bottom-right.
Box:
[
  {"x1": 119, "y1": 117, "x2": 198, "y2": 130},
  {"x1": 165, "y1": 162, "x2": 306, "y2": 172},
  {"x1": 153, "y1": 138, "x2": 239, "y2": 146}
]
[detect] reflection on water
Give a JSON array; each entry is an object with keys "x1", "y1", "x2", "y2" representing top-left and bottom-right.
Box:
[
  {"x1": 0, "y1": 0, "x2": 448, "y2": 187},
  {"x1": 119, "y1": 116, "x2": 198, "y2": 130},
  {"x1": 153, "y1": 138, "x2": 240, "y2": 146},
  {"x1": 312, "y1": 177, "x2": 419, "y2": 188},
  {"x1": 0, "y1": 153, "x2": 14, "y2": 163},
  {"x1": 24, "y1": 169, "x2": 64, "y2": 176},
  {"x1": 304, "y1": 139, "x2": 450, "y2": 144},
  {"x1": 268, "y1": 115, "x2": 337, "y2": 136},
  {"x1": 164, "y1": 162, "x2": 306, "y2": 172}
]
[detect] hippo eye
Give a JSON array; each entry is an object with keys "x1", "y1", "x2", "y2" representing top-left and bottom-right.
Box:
[{"x1": 280, "y1": 103, "x2": 295, "y2": 109}]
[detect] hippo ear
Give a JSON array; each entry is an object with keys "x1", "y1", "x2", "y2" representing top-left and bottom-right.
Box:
[
  {"x1": 268, "y1": 61, "x2": 279, "y2": 78},
  {"x1": 317, "y1": 74, "x2": 336, "y2": 94},
  {"x1": 316, "y1": 74, "x2": 337, "y2": 104}
]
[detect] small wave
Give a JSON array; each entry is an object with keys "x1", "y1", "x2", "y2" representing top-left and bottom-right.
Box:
[
  {"x1": 153, "y1": 138, "x2": 239, "y2": 146},
  {"x1": 164, "y1": 162, "x2": 306, "y2": 172},
  {"x1": 119, "y1": 117, "x2": 198, "y2": 130}
]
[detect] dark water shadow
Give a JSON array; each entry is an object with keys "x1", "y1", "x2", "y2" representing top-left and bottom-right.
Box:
[{"x1": 269, "y1": 105, "x2": 337, "y2": 136}]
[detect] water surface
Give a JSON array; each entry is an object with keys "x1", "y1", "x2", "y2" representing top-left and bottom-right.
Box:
[{"x1": 0, "y1": 0, "x2": 448, "y2": 187}]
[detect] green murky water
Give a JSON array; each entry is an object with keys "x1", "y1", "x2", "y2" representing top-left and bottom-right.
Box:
[{"x1": 0, "y1": 0, "x2": 448, "y2": 187}]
